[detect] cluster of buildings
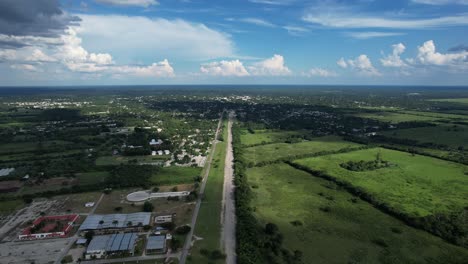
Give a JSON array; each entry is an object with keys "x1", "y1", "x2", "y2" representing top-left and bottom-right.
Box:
[
  {"x1": 78, "y1": 212, "x2": 172, "y2": 260},
  {"x1": 19, "y1": 214, "x2": 79, "y2": 240}
]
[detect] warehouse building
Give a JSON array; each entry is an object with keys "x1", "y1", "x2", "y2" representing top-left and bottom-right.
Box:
[
  {"x1": 79, "y1": 213, "x2": 151, "y2": 234},
  {"x1": 85, "y1": 233, "x2": 138, "y2": 259},
  {"x1": 145, "y1": 235, "x2": 166, "y2": 255}
]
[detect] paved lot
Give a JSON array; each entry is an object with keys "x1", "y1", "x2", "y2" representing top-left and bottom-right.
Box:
[{"x1": 0, "y1": 238, "x2": 71, "y2": 264}]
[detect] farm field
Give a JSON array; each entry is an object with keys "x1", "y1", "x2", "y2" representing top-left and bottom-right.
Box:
[
  {"x1": 381, "y1": 124, "x2": 468, "y2": 149},
  {"x1": 247, "y1": 163, "x2": 468, "y2": 263},
  {"x1": 150, "y1": 166, "x2": 201, "y2": 186},
  {"x1": 244, "y1": 136, "x2": 362, "y2": 165},
  {"x1": 189, "y1": 120, "x2": 228, "y2": 264},
  {"x1": 293, "y1": 147, "x2": 468, "y2": 218},
  {"x1": 240, "y1": 130, "x2": 309, "y2": 146}
]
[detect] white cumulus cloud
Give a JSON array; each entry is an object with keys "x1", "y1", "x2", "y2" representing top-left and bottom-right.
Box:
[
  {"x1": 416, "y1": 40, "x2": 468, "y2": 66},
  {"x1": 381, "y1": 43, "x2": 408, "y2": 67},
  {"x1": 77, "y1": 14, "x2": 235, "y2": 61},
  {"x1": 248, "y1": 54, "x2": 291, "y2": 76},
  {"x1": 338, "y1": 55, "x2": 381, "y2": 76},
  {"x1": 200, "y1": 60, "x2": 249, "y2": 76}
]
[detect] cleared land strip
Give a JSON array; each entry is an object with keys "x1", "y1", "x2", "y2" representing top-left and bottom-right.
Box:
[
  {"x1": 179, "y1": 113, "x2": 223, "y2": 264},
  {"x1": 220, "y1": 112, "x2": 236, "y2": 264}
]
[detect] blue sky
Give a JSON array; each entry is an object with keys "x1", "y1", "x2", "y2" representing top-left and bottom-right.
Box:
[{"x1": 0, "y1": 0, "x2": 467, "y2": 85}]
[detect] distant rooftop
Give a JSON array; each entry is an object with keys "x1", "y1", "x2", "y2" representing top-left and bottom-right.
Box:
[{"x1": 79, "y1": 213, "x2": 151, "y2": 230}]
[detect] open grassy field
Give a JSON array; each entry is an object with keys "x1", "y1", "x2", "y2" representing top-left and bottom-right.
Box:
[
  {"x1": 150, "y1": 166, "x2": 201, "y2": 186},
  {"x1": 244, "y1": 136, "x2": 362, "y2": 165},
  {"x1": 240, "y1": 130, "x2": 309, "y2": 146},
  {"x1": 189, "y1": 120, "x2": 228, "y2": 264},
  {"x1": 401, "y1": 110, "x2": 468, "y2": 121},
  {"x1": 247, "y1": 163, "x2": 468, "y2": 263},
  {"x1": 95, "y1": 155, "x2": 170, "y2": 166},
  {"x1": 355, "y1": 111, "x2": 441, "y2": 123},
  {"x1": 381, "y1": 124, "x2": 468, "y2": 149},
  {"x1": 293, "y1": 148, "x2": 468, "y2": 217}
]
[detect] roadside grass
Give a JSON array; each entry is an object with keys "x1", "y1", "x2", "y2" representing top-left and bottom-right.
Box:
[
  {"x1": 240, "y1": 130, "x2": 309, "y2": 146},
  {"x1": 244, "y1": 136, "x2": 362, "y2": 165},
  {"x1": 95, "y1": 155, "x2": 170, "y2": 166},
  {"x1": 150, "y1": 167, "x2": 202, "y2": 186},
  {"x1": 247, "y1": 163, "x2": 468, "y2": 263},
  {"x1": 189, "y1": 120, "x2": 228, "y2": 264},
  {"x1": 293, "y1": 147, "x2": 468, "y2": 217},
  {"x1": 0, "y1": 199, "x2": 25, "y2": 215},
  {"x1": 76, "y1": 171, "x2": 109, "y2": 186},
  {"x1": 381, "y1": 124, "x2": 468, "y2": 149}
]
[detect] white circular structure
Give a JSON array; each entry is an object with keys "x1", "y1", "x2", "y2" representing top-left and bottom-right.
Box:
[{"x1": 126, "y1": 190, "x2": 190, "y2": 202}]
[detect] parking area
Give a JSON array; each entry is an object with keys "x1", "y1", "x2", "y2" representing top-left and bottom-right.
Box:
[{"x1": 0, "y1": 238, "x2": 72, "y2": 264}]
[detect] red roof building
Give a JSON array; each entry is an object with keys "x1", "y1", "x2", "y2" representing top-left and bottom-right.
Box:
[{"x1": 19, "y1": 214, "x2": 79, "y2": 240}]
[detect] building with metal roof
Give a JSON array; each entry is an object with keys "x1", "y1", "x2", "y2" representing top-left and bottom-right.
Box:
[
  {"x1": 146, "y1": 235, "x2": 166, "y2": 255},
  {"x1": 85, "y1": 233, "x2": 138, "y2": 260},
  {"x1": 79, "y1": 213, "x2": 151, "y2": 232}
]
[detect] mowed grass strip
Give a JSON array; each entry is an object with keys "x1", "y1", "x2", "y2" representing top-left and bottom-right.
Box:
[
  {"x1": 240, "y1": 130, "x2": 308, "y2": 146},
  {"x1": 76, "y1": 171, "x2": 109, "y2": 186},
  {"x1": 150, "y1": 166, "x2": 201, "y2": 186},
  {"x1": 189, "y1": 120, "x2": 228, "y2": 264},
  {"x1": 244, "y1": 136, "x2": 362, "y2": 165},
  {"x1": 247, "y1": 164, "x2": 468, "y2": 264},
  {"x1": 381, "y1": 124, "x2": 468, "y2": 149},
  {"x1": 293, "y1": 147, "x2": 468, "y2": 217}
]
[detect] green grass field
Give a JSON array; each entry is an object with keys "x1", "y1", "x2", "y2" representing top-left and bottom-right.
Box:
[
  {"x1": 247, "y1": 163, "x2": 468, "y2": 263},
  {"x1": 150, "y1": 166, "x2": 201, "y2": 185},
  {"x1": 428, "y1": 98, "x2": 468, "y2": 105},
  {"x1": 293, "y1": 148, "x2": 468, "y2": 217},
  {"x1": 355, "y1": 111, "x2": 440, "y2": 123},
  {"x1": 95, "y1": 155, "x2": 170, "y2": 166},
  {"x1": 381, "y1": 124, "x2": 468, "y2": 149},
  {"x1": 240, "y1": 130, "x2": 308, "y2": 146},
  {"x1": 189, "y1": 120, "x2": 228, "y2": 264},
  {"x1": 244, "y1": 136, "x2": 362, "y2": 164}
]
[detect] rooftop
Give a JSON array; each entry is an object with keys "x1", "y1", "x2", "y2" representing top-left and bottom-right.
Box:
[{"x1": 79, "y1": 213, "x2": 151, "y2": 230}]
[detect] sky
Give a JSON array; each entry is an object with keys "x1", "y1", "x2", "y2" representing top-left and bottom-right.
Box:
[{"x1": 0, "y1": 0, "x2": 467, "y2": 86}]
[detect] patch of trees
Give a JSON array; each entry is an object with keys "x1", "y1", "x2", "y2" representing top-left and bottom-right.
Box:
[
  {"x1": 287, "y1": 161, "x2": 468, "y2": 249},
  {"x1": 106, "y1": 165, "x2": 156, "y2": 188},
  {"x1": 340, "y1": 153, "x2": 391, "y2": 172},
  {"x1": 40, "y1": 108, "x2": 81, "y2": 121}
]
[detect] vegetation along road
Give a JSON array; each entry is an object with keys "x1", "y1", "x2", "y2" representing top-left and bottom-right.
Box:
[{"x1": 179, "y1": 112, "x2": 224, "y2": 264}]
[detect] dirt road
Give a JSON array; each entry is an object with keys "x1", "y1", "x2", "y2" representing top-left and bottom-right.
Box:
[{"x1": 221, "y1": 111, "x2": 236, "y2": 264}]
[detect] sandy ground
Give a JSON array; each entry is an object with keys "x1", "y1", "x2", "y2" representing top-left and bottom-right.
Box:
[{"x1": 221, "y1": 112, "x2": 237, "y2": 264}]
